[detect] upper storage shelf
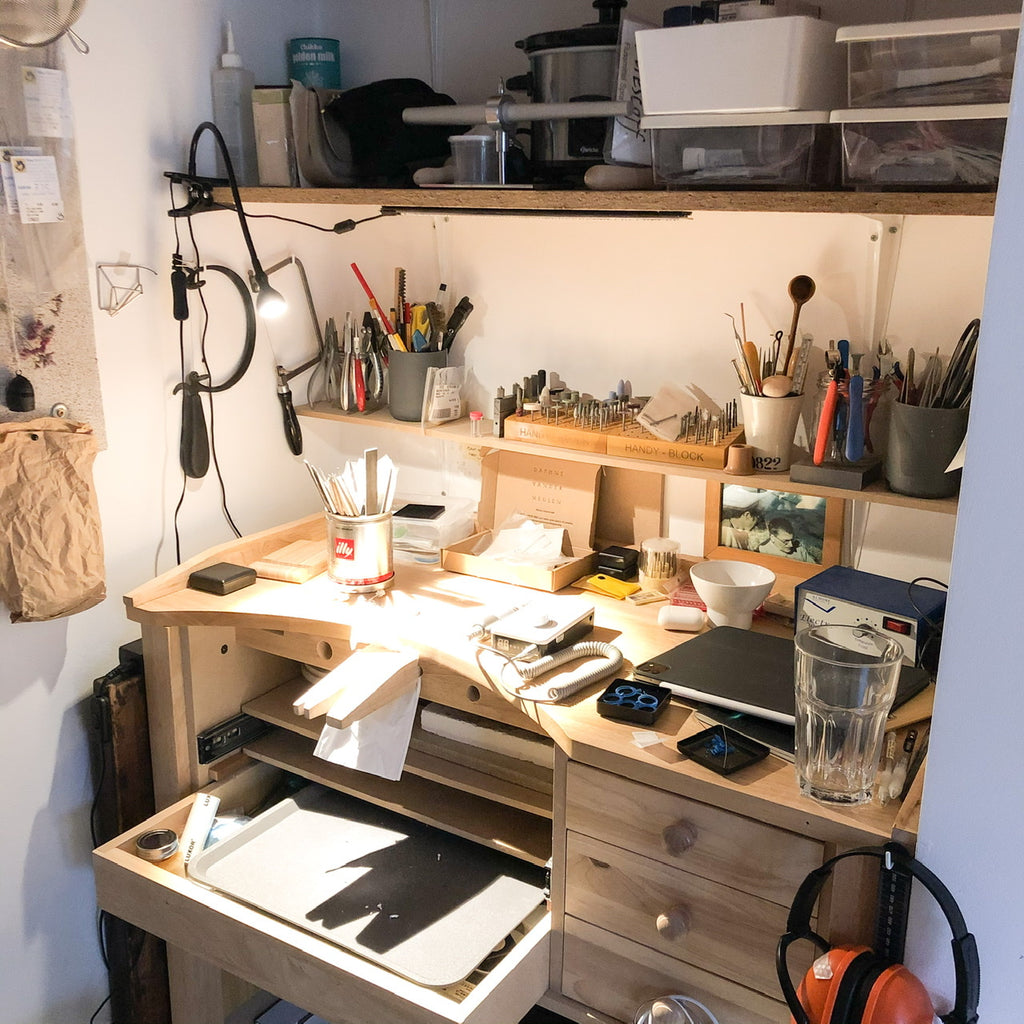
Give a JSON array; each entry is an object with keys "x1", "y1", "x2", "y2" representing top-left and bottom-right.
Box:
[{"x1": 224, "y1": 186, "x2": 995, "y2": 217}]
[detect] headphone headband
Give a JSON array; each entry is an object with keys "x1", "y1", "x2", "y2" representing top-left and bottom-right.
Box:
[{"x1": 777, "y1": 841, "x2": 979, "y2": 1024}]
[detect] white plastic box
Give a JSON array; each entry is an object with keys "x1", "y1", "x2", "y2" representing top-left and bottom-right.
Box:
[
  {"x1": 643, "y1": 110, "x2": 838, "y2": 188},
  {"x1": 837, "y1": 14, "x2": 1019, "y2": 109},
  {"x1": 830, "y1": 103, "x2": 1008, "y2": 189},
  {"x1": 392, "y1": 495, "x2": 476, "y2": 563},
  {"x1": 635, "y1": 17, "x2": 843, "y2": 115}
]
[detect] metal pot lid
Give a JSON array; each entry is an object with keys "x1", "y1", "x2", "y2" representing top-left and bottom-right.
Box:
[{"x1": 516, "y1": 0, "x2": 625, "y2": 53}]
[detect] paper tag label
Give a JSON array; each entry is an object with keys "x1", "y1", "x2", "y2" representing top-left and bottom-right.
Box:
[
  {"x1": 11, "y1": 154, "x2": 64, "y2": 223},
  {"x1": 22, "y1": 67, "x2": 73, "y2": 139},
  {"x1": 0, "y1": 146, "x2": 42, "y2": 214}
]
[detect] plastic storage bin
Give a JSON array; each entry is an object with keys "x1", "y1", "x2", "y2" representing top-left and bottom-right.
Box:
[
  {"x1": 392, "y1": 496, "x2": 476, "y2": 562},
  {"x1": 635, "y1": 17, "x2": 843, "y2": 114},
  {"x1": 831, "y1": 104, "x2": 1007, "y2": 189},
  {"x1": 644, "y1": 111, "x2": 838, "y2": 188},
  {"x1": 449, "y1": 126, "x2": 499, "y2": 185},
  {"x1": 837, "y1": 14, "x2": 1019, "y2": 109}
]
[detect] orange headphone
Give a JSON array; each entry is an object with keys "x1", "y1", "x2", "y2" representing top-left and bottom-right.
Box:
[{"x1": 777, "y1": 842, "x2": 980, "y2": 1024}]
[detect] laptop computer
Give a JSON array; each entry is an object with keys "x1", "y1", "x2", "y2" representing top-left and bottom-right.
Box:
[{"x1": 634, "y1": 626, "x2": 931, "y2": 726}]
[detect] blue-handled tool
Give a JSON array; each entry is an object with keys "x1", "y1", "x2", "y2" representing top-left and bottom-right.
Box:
[
  {"x1": 845, "y1": 355, "x2": 865, "y2": 462},
  {"x1": 837, "y1": 338, "x2": 850, "y2": 371}
]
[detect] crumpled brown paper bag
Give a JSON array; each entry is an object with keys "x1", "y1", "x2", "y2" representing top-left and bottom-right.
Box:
[{"x1": 0, "y1": 417, "x2": 106, "y2": 622}]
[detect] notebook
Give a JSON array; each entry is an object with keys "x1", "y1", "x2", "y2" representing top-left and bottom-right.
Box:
[{"x1": 634, "y1": 627, "x2": 931, "y2": 726}]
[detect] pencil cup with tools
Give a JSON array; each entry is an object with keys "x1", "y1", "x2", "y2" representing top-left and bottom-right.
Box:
[
  {"x1": 326, "y1": 511, "x2": 394, "y2": 593},
  {"x1": 388, "y1": 350, "x2": 447, "y2": 422},
  {"x1": 883, "y1": 318, "x2": 978, "y2": 498},
  {"x1": 304, "y1": 450, "x2": 397, "y2": 593},
  {"x1": 885, "y1": 404, "x2": 968, "y2": 499},
  {"x1": 738, "y1": 393, "x2": 803, "y2": 473}
]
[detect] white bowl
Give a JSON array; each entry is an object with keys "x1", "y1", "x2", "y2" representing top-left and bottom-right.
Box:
[{"x1": 688, "y1": 559, "x2": 776, "y2": 629}]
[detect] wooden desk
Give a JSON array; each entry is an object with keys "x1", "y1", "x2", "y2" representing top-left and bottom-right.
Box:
[{"x1": 95, "y1": 515, "x2": 919, "y2": 1024}]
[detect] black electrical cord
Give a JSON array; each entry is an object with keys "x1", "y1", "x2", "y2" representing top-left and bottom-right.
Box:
[
  {"x1": 169, "y1": 180, "x2": 243, "y2": 563},
  {"x1": 208, "y1": 202, "x2": 398, "y2": 234},
  {"x1": 88, "y1": 993, "x2": 110, "y2": 1024},
  {"x1": 907, "y1": 575, "x2": 948, "y2": 671}
]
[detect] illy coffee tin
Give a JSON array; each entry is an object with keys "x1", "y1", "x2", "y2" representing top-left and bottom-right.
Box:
[
  {"x1": 288, "y1": 37, "x2": 341, "y2": 89},
  {"x1": 326, "y1": 511, "x2": 394, "y2": 593}
]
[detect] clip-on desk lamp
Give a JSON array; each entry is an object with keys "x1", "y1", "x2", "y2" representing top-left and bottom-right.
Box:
[
  {"x1": 166, "y1": 122, "x2": 400, "y2": 476},
  {"x1": 167, "y1": 122, "x2": 287, "y2": 477}
]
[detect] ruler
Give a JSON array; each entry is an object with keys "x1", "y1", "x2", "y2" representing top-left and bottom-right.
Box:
[{"x1": 791, "y1": 333, "x2": 815, "y2": 395}]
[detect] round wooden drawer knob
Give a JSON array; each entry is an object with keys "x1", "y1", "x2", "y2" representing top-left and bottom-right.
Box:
[
  {"x1": 662, "y1": 820, "x2": 698, "y2": 856},
  {"x1": 656, "y1": 906, "x2": 691, "y2": 941}
]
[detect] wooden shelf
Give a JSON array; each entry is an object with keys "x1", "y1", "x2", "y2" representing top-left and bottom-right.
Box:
[
  {"x1": 298, "y1": 403, "x2": 958, "y2": 515},
  {"x1": 243, "y1": 677, "x2": 554, "y2": 819},
  {"x1": 243, "y1": 728, "x2": 552, "y2": 866},
  {"x1": 226, "y1": 186, "x2": 995, "y2": 217}
]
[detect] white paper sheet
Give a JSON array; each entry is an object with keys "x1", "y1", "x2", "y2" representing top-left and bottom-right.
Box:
[
  {"x1": 22, "y1": 67, "x2": 73, "y2": 139},
  {"x1": 314, "y1": 676, "x2": 421, "y2": 781},
  {"x1": 11, "y1": 154, "x2": 64, "y2": 223}
]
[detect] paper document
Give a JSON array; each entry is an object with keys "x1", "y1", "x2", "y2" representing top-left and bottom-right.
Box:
[{"x1": 314, "y1": 676, "x2": 421, "y2": 781}]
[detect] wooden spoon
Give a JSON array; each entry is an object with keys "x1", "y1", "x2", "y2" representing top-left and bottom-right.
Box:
[{"x1": 781, "y1": 275, "x2": 816, "y2": 374}]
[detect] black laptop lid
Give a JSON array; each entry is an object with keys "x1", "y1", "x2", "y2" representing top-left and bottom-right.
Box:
[{"x1": 634, "y1": 627, "x2": 930, "y2": 725}]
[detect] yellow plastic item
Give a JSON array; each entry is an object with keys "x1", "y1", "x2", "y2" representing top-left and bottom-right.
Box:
[{"x1": 586, "y1": 574, "x2": 641, "y2": 600}]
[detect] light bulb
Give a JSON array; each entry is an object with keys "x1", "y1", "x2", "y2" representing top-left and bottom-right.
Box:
[{"x1": 256, "y1": 283, "x2": 287, "y2": 319}]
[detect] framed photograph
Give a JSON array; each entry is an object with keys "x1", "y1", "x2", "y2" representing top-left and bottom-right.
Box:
[{"x1": 704, "y1": 482, "x2": 843, "y2": 580}]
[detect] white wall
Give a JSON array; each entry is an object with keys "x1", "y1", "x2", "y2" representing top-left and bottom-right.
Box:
[
  {"x1": 909, "y1": 12, "x2": 1024, "y2": 1018},
  {"x1": 0, "y1": 0, "x2": 1017, "y2": 1021}
]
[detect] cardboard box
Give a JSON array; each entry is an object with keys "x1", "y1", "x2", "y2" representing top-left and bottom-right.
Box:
[
  {"x1": 253, "y1": 87, "x2": 299, "y2": 187},
  {"x1": 441, "y1": 452, "x2": 601, "y2": 592}
]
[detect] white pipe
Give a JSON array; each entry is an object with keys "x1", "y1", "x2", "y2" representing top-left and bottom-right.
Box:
[{"x1": 404, "y1": 100, "x2": 628, "y2": 126}]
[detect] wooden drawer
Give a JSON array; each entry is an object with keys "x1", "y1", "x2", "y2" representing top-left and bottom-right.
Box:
[
  {"x1": 565, "y1": 833, "x2": 811, "y2": 998},
  {"x1": 565, "y1": 763, "x2": 822, "y2": 904},
  {"x1": 93, "y1": 782, "x2": 550, "y2": 1024},
  {"x1": 561, "y1": 916, "x2": 788, "y2": 1024}
]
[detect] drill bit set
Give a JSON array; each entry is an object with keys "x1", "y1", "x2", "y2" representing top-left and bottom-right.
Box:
[{"x1": 496, "y1": 370, "x2": 744, "y2": 469}]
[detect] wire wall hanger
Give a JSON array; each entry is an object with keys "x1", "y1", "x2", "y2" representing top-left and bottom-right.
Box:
[{"x1": 95, "y1": 262, "x2": 156, "y2": 316}]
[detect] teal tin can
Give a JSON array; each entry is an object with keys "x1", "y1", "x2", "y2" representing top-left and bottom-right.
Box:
[{"x1": 287, "y1": 37, "x2": 341, "y2": 89}]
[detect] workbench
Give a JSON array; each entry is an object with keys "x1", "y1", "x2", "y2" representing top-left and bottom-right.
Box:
[{"x1": 92, "y1": 513, "x2": 922, "y2": 1024}]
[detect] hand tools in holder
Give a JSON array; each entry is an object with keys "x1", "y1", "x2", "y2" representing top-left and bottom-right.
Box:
[
  {"x1": 845, "y1": 356, "x2": 866, "y2": 463},
  {"x1": 813, "y1": 363, "x2": 840, "y2": 466}
]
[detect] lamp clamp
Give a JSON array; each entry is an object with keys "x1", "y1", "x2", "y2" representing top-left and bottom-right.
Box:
[{"x1": 164, "y1": 170, "x2": 222, "y2": 218}]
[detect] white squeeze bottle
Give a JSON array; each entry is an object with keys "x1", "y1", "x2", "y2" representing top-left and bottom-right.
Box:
[{"x1": 211, "y1": 21, "x2": 258, "y2": 185}]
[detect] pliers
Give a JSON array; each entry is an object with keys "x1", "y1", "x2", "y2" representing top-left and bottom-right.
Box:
[{"x1": 357, "y1": 312, "x2": 385, "y2": 409}]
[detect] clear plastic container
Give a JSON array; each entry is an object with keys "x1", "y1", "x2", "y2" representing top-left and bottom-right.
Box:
[
  {"x1": 838, "y1": 15, "x2": 1019, "y2": 109},
  {"x1": 643, "y1": 111, "x2": 838, "y2": 188},
  {"x1": 831, "y1": 104, "x2": 1007, "y2": 189},
  {"x1": 449, "y1": 125, "x2": 499, "y2": 185},
  {"x1": 813, "y1": 370, "x2": 890, "y2": 464}
]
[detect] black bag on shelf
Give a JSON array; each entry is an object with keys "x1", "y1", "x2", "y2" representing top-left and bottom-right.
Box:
[{"x1": 292, "y1": 78, "x2": 465, "y2": 187}]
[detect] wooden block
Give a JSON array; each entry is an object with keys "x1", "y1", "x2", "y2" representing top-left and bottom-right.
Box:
[
  {"x1": 503, "y1": 418, "x2": 608, "y2": 453},
  {"x1": 249, "y1": 539, "x2": 328, "y2": 583},
  {"x1": 606, "y1": 425, "x2": 744, "y2": 470},
  {"x1": 324, "y1": 653, "x2": 422, "y2": 730}
]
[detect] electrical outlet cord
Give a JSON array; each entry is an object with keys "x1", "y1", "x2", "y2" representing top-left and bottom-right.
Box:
[{"x1": 478, "y1": 640, "x2": 623, "y2": 703}]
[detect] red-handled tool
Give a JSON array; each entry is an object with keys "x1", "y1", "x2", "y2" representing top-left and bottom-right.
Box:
[{"x1": 813, "y1": 369, "x2": 839, "y2": 465}]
